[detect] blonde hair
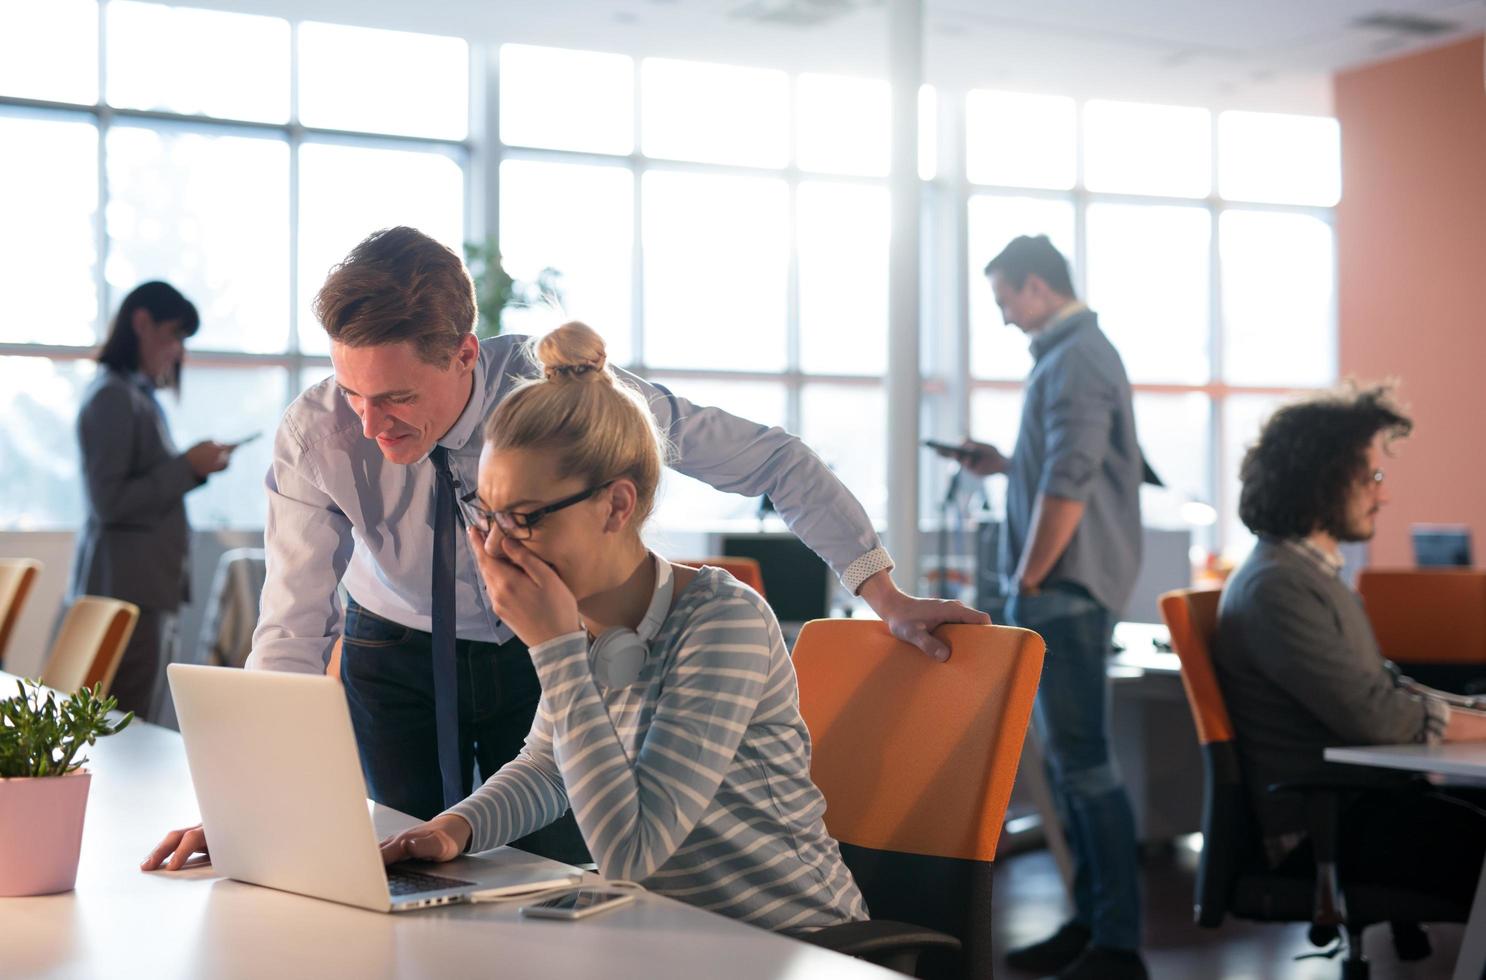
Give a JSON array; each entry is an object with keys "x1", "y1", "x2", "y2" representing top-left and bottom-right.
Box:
[{"x1": 485, "y1": 322, "x2": 666, "y2": 529}]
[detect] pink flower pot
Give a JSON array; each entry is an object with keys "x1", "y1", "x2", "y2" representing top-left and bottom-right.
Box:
[{"x1": 0, "y1": 769, "x2": 92, "y2": 896}]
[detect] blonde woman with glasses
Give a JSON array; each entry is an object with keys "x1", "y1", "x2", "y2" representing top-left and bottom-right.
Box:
[{"x1": 376, "y1": 321, "x2": 867, "y2": 933}]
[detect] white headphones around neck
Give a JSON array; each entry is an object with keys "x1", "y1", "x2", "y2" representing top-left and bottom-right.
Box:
[{"x1": 588, "y1": 553, "x2": 673, "y2": 690}]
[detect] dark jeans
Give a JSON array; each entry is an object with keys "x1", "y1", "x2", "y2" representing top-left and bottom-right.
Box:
[
  {"x1": 339, "y1": 596, "x2": 590, "y2": 865},
  {"x1": 1275, "y1": 784, "x2": 1486, "y2": 910},
  {"x1": 1006, "y1": 583, "x2": 1142, "y2": 951}
]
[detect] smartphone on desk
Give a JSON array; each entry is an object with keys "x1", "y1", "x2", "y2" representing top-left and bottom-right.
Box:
[{"x1": 520, "y1": 887, "x2": 637, "y2": 920}]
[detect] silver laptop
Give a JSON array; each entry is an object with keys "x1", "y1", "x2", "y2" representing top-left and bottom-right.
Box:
[{"x1": 167, "y1": 663, "x2": 580, "y2": 912}]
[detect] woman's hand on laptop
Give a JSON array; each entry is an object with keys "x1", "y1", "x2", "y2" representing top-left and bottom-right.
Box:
[
  {"x1": 141, "y1": 824, "x2": 209, "y2": 871},
  {"x1": 379, "y1": 813, "x2": 473, "y2": 865}
]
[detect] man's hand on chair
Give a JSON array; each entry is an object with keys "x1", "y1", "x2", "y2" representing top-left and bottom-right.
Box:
[{"x1": 858, "y1": 570, "x2": 991, "y2": 663}]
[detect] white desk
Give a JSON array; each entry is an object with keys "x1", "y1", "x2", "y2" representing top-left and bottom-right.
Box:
[
  {"x1": 1324, "y1": 742, "x2": 1486, "y2": 980},
  {"x1": 0, "y1": 674, "x2": 896, "y2": 980}
]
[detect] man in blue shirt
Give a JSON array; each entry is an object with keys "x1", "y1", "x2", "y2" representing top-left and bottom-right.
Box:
[
  {"x1": 246, "y1": 226, "x2": 987, "y2": 862},
  {"x1": 943, "y1": 236, "x2": 1145, "y2": 979}
]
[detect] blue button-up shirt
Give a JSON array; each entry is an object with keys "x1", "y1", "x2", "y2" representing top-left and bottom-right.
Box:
[
  {"x1": 248, "y1": 335, "x2": 889, "y2": 674},
  {"x1": 1000, "y1": 306, "x2": 1143, "y2": 613}
]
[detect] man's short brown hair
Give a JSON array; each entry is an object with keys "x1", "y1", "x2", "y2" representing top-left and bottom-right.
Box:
[{"x1": 313, "y1": 226, "x2": 476, "y2": 365}]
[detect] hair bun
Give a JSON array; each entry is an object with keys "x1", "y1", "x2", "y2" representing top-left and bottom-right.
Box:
[{"x1": 536, "y1": 321, "x2": 608, "y2": 382}]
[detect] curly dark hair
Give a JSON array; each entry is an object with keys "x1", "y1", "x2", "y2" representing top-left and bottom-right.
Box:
[{"x1": 1238, "y1": 385, "x2": 1412, "y2": 540}]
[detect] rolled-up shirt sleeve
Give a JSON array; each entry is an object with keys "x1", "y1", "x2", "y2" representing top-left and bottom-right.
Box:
[
  {"x1": 1422, "y1": 698, "x2": 1450, "y2": 744},
  {"x1": 623, "y1": 372, "x2": 889, "y2": 593},
  {"x1": 246, "y1": 417, "x2": 354, "y2": 675},
  {"x1": 1038, "y1": 349, "x2": 1117, "y2": 503}
]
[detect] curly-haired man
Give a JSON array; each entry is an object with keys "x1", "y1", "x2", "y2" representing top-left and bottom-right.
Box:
[{"x1": 1216, "y1": 385, "x2": 1486, "y2": 924}]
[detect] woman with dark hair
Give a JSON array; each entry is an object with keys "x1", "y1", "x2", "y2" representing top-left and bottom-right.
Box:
[{"x1": 68, "y1": 281, "x2": 238, "y2": 721}]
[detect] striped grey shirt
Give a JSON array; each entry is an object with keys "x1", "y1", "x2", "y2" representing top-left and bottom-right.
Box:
[{"x1": 447, "y1": 565, "x2": 868, "y2": 933}]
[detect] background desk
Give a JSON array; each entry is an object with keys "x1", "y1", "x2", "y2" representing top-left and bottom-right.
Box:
[
  {"x1": 0, "y1": 672, "x2": 896, "y2": 980},
  {"x1": 1324, "y1": 742, "x2": 1486, "y2": 980},
  {"x1": 1109, "y1": 622, "x2": 1202, "y2": 846},
  {"x1": 1003, "y1": 623, "x2": 1202, "y2": 899}
]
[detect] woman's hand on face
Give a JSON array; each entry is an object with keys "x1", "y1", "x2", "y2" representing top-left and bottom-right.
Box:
[
  {"x1": 142, "y1": 824, "x2": 210, "y2": 872},
  {"x1": 467, "y1": 527, "x2": 583, "y2": 648},
  {"x1": 379, "y1": 813, "x2": 473, "y2": 866}
]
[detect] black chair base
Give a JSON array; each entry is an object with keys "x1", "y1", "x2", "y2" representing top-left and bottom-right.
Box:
[{"x1": 799, "y1": 919, "x2": 962, "y2": 977}]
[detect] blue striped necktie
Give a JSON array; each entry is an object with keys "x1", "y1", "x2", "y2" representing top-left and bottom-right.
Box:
[{"x1": 430, "y1": 446, "x2": 463, "y2": 810}]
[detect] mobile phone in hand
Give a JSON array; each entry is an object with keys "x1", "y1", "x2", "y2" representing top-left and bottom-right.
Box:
[{"x1": 922, "y1": 438, "x2": 969, "y2": 456}]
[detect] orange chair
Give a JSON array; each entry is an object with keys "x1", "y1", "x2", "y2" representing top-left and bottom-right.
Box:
[
  {"x1": 676, "y1": 557, "x2": 766, "y2": 597},
  {"x1": 1159, "y1": 588, "x2": 1467, "y2": 979},
  {"x1": 1161, "y1": 588, "x2": 1232, "y2": 748},
  {"x1": 1356, "y1": 568, "x2": 1486, "y2": 664},
  {"x1": 41, "y1": 596, "x2": 140, "y2": 698},
  {"x1": 0, "y1": 557, "x2": 42, "y2": 668},
  {"x1": 793, "y1": 620, "x2": 1045, "y2": 978}
]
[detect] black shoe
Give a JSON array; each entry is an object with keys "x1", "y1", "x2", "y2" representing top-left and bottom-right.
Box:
[
  {"x1": 1053, "y1": 946, "x2": 1148, "y2": 980},
  {"x1": 1004, "y1": 921, "x2": 1091, "y2": 974}
]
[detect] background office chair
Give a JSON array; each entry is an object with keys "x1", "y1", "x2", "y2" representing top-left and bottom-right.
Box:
[
  {"x1": 1159, "y1": 588, "x2": 1468, "y2": 980},
  {"x1": 676, "y1": 557, "x2": 766, "y2": 597},
  {"x1": 199, "y1": 548, "x2": 267, "y2": 669},
  {"x1": 0, "y1": 557, "x2": 42, "y2": 669},
  {"x1": 793, "y1": 620, "x2": 1045, "y2": 978},
  {"x1": 41, "y1": 596, "x2": 140, "y2": 698},
  {"x1": 1356, "y1": 568, "x2": 1486, "y2": 693}
]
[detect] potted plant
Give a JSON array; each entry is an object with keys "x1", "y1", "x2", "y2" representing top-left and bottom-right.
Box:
[
  {"x1": 0, "y1": 680, "x2": 132, "y2": 896},
  {"x1": 463, "y1": 236, "x2": 565, "y2": 338}
]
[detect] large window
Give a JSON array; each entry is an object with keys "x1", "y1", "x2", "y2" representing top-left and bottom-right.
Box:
[
  {"x1": 965, "y1": 94, "x2": 1339, "y2": 555},
  {"x1": 498, "y1": 44, "x2": 902, "y2": 527},
  {"x1": 0, "y1": 0, "x2": 468, "y2": 529},
  {"x1": 2, "y1": 17, "x2": 1342, "y2": 561}
]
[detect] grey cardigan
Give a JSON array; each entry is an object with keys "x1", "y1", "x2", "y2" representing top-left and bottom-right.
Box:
[
  {"x1": 1214, "y1": 537, "x2": 1440, "y2": 839},
  {"x1": 68, "y1": 367, "x2": 201, "y2": 611}
]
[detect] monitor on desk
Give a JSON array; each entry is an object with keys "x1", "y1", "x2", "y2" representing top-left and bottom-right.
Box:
[
  {"x1": 1413, "y1": 524, "x2": 1472, "y2": 568},
  {"x1": 719, "y1": 533, "x2": 832, "y2": 624}
]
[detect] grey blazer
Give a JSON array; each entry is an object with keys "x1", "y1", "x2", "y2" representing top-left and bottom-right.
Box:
[{"x1": 69, "y1": 367, "x2": 201, "y2": 611}]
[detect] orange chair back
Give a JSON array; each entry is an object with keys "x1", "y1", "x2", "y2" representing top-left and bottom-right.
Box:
[
  {"x1": 678, "y1": 557, "x2": 766, "y2": 597},
  {"x1": 0, "y1": 558, "x2": 42, "y2": 668},
  {"x1": 793, "y1": 620, "x2": 1044, "y2": 863},
  {"x1": 1357, "y1": 569, "x2": 1486, "y2": 664},
  {"x1": 1159, "y1": 588, "x2": 1233, "y2": 745},
  {"x1": 42, "y1": 597, "x2": 140, "y2": 697}
]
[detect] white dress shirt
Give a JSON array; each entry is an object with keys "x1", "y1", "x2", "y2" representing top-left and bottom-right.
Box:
[{"x1": 248, "y1": 335, "x2": 891, "y2": 674}]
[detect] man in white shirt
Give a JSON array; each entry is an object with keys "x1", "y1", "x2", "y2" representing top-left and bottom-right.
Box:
[{"x1": 248, "y1": 226, "x2": 988, "y2": 861}]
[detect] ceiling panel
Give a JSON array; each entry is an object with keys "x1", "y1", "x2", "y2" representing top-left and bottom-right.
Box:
[{"x1": 191, "y1": 0, "x2": 1486, "y2": 112}]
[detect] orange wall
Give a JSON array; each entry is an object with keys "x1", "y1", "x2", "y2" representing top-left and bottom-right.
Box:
[{"x1": 1334, "y1": 35, "x2": 1486, "y2": 565}]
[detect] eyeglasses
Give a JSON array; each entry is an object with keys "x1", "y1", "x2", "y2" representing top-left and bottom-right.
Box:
[{"x1": 458, "y1": 481, "x2": 614, "y2": 540}]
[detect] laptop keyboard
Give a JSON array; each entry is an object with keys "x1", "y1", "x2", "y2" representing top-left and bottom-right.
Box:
[{"x1": 386, "y1": 867, "x2": 477, "y2": 896}]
